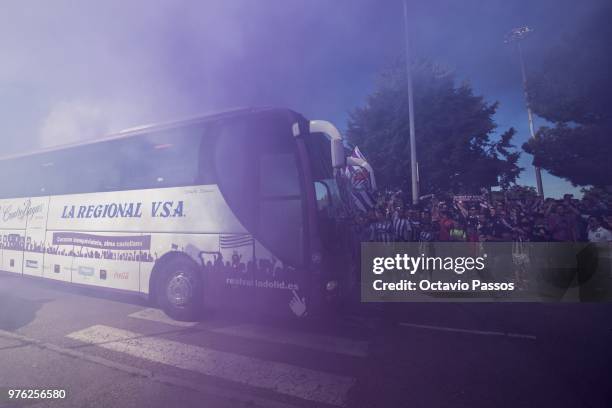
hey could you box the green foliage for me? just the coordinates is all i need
[347,60,521,194]
[581,186,612,205]
[523,124,612,187]
[523,4,612,187]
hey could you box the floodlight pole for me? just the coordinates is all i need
[517,41,544,197]
[507,27,544,197]
[403,0,419,205]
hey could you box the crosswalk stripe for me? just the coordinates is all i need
[212,324,369,357]
[67,325,355,406]
[128,308,197,327]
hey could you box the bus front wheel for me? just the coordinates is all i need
[157,257,202,321]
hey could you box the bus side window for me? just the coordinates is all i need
[41,145,121,195]
[259,153,300,197]
[117,125,202,190]
[213,119,258,231]
[314,181,332,213]
[0,158,40,198]
[197,129,217,185]
[100,161,122,192]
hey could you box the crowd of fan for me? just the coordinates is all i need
[353,189,612,243]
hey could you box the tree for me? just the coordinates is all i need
[347,60,521,195]
[522,4,612,188]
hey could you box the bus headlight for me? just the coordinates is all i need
[326,280,338,291]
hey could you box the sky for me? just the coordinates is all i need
[0,0,606,197]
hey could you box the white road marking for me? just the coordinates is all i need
[0,328,298,408]
[399,322,537,340]
[128,308,197,327]
[212,324,369,357]
[67,325,355,406]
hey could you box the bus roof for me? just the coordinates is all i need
[0,106,298,162]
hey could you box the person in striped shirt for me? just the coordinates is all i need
[392,208,412,242]
[407,208,422,242]
[374,211,394,243]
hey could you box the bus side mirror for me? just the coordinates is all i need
[309,120,346,169]
[331,139,346,169]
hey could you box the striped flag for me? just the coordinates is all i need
[347,166,370,190]
[350,190,377,213]
[219,234,254,249]
[344,146,376,212]
[345,146,373,190]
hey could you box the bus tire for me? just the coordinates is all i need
[156,257,202,321]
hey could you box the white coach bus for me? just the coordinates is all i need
[0,107,372,320]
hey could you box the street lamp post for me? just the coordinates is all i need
[505,26,544,197]
[403,0,419,205]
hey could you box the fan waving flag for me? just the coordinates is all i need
[348,165,370,190]
[344,146,376,212]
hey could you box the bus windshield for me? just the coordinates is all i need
[303,132,347,218]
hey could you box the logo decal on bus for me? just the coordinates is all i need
[59,200,185,219]
[151,201,184,218]
[113,271,129,280]
[25,260,38,268]
[78,266,95,277]
[61,202,143,219]
[1,199,44,223]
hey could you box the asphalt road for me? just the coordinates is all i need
[1,272,611,408]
